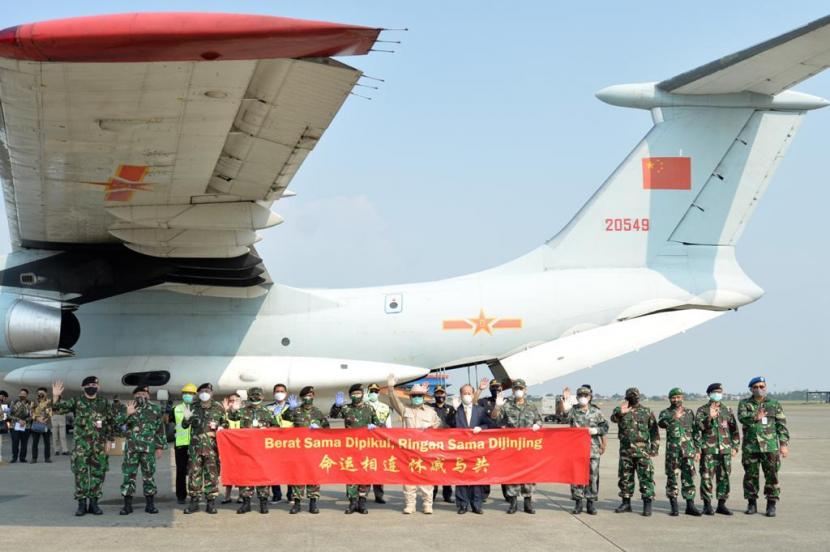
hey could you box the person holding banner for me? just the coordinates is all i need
[491,378,543,514]
[566,386,609,515]
[267,383,295,504]
[290,386,330,514]
[453,383,492,514]
[366,382,392,504]
[387,374,442,514]
[330,383,380,514]
[181,383,229,515]
[430,385,455,504]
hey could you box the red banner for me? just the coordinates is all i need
[217,427,590,486]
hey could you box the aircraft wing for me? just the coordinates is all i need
[0,12,379,265]
[658,14,830,95]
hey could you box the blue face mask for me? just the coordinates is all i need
[367,392,379,402]
[182,394,194,404]
[709,392,723,402]
[411,396,424,406]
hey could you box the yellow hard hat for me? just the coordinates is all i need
[181,383,197,394]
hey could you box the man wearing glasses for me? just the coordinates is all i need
[738,377,789,518]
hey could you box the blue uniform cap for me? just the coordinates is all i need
[748,376,766,388]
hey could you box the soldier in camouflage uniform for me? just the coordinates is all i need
[119,385,166,515]
[610,387,659,516]
[330,383,380,514]
[366,382,391,503]
[228,386,278,514]
[695,382,740,515]
[182,382,229,514]
[290,385,330,514]
[430,385,455,504]
[567,386,609,515]
[478,378,507,502]
[491,378,543,514]
[657,387,702,516]
[738,376,789,517]
[52,376,119,516]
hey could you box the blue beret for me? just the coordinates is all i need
[748,376,765,388]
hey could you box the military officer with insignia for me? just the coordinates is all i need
[330,383,380,514]
[267,383,294,503]
[738,376,789,517]
[657,387,702,516]
[366,382,392,504]
[695,382,740,515]
[610,387,659,516]
[119,385,166,515]
[478,378,507,502]
[182,383,228,514]
[290,385,330,514]
[430,384,455,504]
[567,386,609,515]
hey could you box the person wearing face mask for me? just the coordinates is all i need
[0,390,9,463]
[30,387,53,464]
[290,386,330,514]
[738,376,789,517]
[453,383,492,514]
[657,388,702,516]
[119,386,166,515]
[387,374,441,514]
[173,383,197,505]
[694,383,740,516]
[610,387,659,516]
[477,378,507,502]
[490,379,544,514]
[267,383,295,504]
[52,376,117,516]
[221,393,242,505]
[181,382,229,515]
[430,385,456,504]
[9,387,33,464]
[365,382,391,504]
[330,383,380,514]
[227,387,278,514]
[567,386,609,515]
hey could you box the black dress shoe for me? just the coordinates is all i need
[457,506,467,514]
[374,496,386,504]
[471,505,484,514]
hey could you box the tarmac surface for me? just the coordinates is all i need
[1,401,828,551]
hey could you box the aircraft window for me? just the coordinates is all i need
[121,371,171,387]
[281,337,290,346]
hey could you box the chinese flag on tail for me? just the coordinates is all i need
[642,157,691,190]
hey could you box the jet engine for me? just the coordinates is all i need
[0,296,80,357]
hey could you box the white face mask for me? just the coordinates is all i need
[578,396,590,406]
[274,392,286,402]
[461,394,473,405]
[198,392,211,402]
[514,389,525,399]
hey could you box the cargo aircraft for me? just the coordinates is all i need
[2,12,830,395]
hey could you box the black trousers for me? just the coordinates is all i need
[31,431,51,460]
[372,484,384,498]
[456,485,485,509]
[433,485,453,501]
[271,486,293,501]
[11,430,29,461]
[175,445,189,500]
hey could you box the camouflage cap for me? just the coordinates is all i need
[668,387,684,397]
[512,378,527,389]
[625,387,640,397]
[576,386,592,396]
[248,387,264,400]
[367,383,381,392]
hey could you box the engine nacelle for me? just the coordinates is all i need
[0,296,80,357]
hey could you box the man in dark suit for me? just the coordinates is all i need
[454,384,492,514]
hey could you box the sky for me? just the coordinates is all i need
[0,2,828,396]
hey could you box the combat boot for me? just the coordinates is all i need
[183,498,200,514]
[309,498,319,514]
[685,499,702,516]
[289,499,301,514]
[572,499,583,514]
[765,499,777,517]
[357,496,368,514]
[642,498,652,517]
[259,498,269,514]
[119,495,133,515]
[88,498,103,515]
[586,500,597,515]
[345,498,357,514]
[614,498,631,513]
[716,499,733,515]
[145,495,158,514]
[523,497,535,514]
[745,498,757,515]
[75,499,87,517]
[669,497,679,516]
[236,497,251,514]
[703,499,714,515]
[506,496,518,514]
[206,499,217,514]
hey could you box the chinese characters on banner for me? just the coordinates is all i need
[217,427,590,486]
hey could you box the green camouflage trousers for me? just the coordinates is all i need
[71,441,109,500]
[571,457,600,500]
[742,452,781,500]
[120,449,157,497]
[188,448,220,500]
[240,486,271,499]
[291,485,321,500]
[346,484,370,499]
[699,452,731,500]
[617,452,655,499]
[665,452,696,500]
[505,483,536,498]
